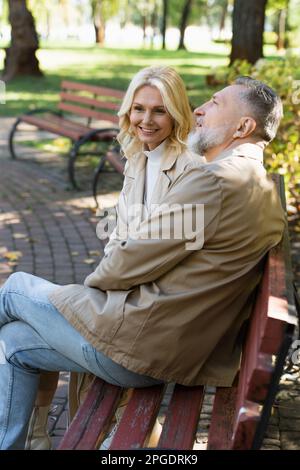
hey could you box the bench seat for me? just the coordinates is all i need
[21,113,118,142]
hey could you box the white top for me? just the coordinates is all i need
[143,140,166,211]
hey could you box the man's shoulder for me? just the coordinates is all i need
[182,149,206,165]
[205,149,266,185]
[170,159,222,203]
[173,149,206,174]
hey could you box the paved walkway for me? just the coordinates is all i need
[0,118,118,448]
[0,117,299,449]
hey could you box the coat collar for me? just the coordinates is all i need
[123,140,182,219]
[212,143,264,164]
[124,139,179,179]
[144,140,167,161]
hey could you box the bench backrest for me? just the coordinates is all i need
[208,174,296,449]
[58,80,125,125]
[59,175,297,451]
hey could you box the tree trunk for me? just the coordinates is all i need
[161,0,168,50]
[219,0,228,39]
[91,0,105,45]
[230,0,267,65]
[94,23,100,43]
[2,0,43,81]
[276,9,287,50]
[150,7,158,49]
[142,15,147,44]
[93,21,105,44]
[178,0,193,50]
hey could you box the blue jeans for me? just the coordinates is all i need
[0,272,162,449]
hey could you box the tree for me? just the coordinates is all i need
[167,0,206,50]
[91,0,105,44]
[90,0,119,45]
[178,0,193,50]
[218,0,228,39]
[2,0,43,81]
[161,0,168,49]
[277,7,288,49]
[230,0,268,65]
[267,0,290,49]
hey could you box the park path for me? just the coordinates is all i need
[0,117,299,449]
[0,118,114,448]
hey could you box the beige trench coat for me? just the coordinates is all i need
[49,143,285,387]
[68,145,202,415]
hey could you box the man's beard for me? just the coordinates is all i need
[188,126,230,156]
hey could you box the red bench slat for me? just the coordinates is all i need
[158,384,205,450]
[109,384,165,450]
[22,114,85,140]
[58,102,119,124]
[60,92,121,111]
[207,385,238,450]
[106,149,125,174]
[231,401,261,450]
[61,80,125,99]
[246,352,273,403]
[58,378,123,450]
[22,114,118,142]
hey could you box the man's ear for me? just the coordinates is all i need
[233,117,257,139]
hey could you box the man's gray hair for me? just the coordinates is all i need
[234,76,283,142]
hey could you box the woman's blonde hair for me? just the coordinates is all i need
[117,66,194,158]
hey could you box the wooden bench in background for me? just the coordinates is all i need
[92,144,125,207]
[58,177,298,450]
[9,81,125,189]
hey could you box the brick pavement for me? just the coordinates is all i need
[0,117,299,449]
[0,121,116,448]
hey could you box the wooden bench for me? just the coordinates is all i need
[92,144,125,207]
[8,81,125,189]
[58,175,298,450]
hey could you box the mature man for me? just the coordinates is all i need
[0,77,285,449]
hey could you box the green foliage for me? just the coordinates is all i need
[168,0,207,26]
[208,54,300,205]
[264,31,278,45]
[90,0,120,23]
[266,0,289,14]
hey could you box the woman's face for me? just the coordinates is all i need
[130,85,173,151]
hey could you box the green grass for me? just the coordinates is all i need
[0,37,286,118]
[18,137,70,153]
[0,42,282,117]
[0,45,232,116]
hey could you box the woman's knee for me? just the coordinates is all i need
[0,321,42,365]
[3,271,29,292]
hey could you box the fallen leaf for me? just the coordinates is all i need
[3,251,23,261]
[27,238,39,244]
[83,258,95,265]
[12,233,27,239]
[71,251,79,256]
[89,250,101,256]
